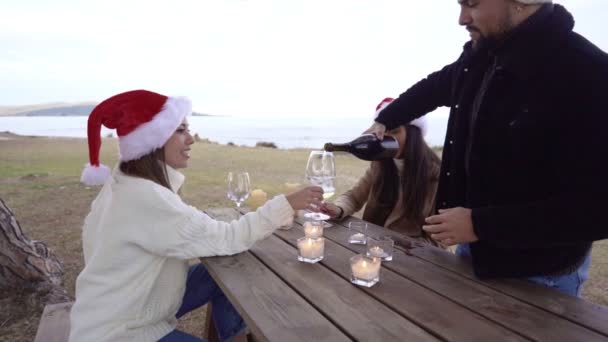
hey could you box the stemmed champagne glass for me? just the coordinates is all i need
[227,172,250,208]
[304,151,336,225]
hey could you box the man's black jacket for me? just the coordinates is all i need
[376,4,608,278]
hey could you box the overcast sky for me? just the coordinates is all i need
[1,0,606,118]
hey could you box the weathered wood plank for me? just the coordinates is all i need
[203,208,351,342]
[250,234,441,341]
[273,225,528,342]
[34,302,72,342]
[314,216,608,341]
[332,215,608,337]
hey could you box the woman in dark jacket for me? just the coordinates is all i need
[322,99,442,247]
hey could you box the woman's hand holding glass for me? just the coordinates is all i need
[286,186,324,211]
[319,202,342,219]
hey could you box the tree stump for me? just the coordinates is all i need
[0,198,71,307]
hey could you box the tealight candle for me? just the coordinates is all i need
[368,246,384,258]
[297,237,324,263]
[350,254,381,287]
[366,236,394,261]
[349,233,365,244]
[304,221,323,239]
[249,189,267,210]
[348,221,368,245]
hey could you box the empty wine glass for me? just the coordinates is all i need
[227,172,250,208]
[304,151,336,225]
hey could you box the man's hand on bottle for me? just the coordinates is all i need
[363,122,387,140]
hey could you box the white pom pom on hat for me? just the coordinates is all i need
[374,97,428,137]
[81,89,191,186]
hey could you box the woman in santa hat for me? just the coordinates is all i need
[70,90,324,342]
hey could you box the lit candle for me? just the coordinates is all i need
[249,189,267,210]
[303,221,323,239]
[366,236,394,261]
[349,232,366,244]
[351,256,381,281]
[297,237,324,263]
[368,246,385,258]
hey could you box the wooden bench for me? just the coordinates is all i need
[34,302,73,342]
[34,302,218,341]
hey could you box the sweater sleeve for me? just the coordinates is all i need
[129,188,295,259]
[332,166,373,219]
[376,61,458,130]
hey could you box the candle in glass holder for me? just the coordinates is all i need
[350,254,381,287]
[303,221,323,239]
[297,237,324,263]
[366,236,394,261]
[249,189,267,210]
[348,221,367,245]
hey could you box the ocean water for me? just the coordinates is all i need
[0,114,449,149]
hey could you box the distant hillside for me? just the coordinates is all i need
[0,102,97,116]
[0,102,213,117]
[21,105,96,116]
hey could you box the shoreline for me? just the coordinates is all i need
[0,131,313,151]
[0,131,444,153]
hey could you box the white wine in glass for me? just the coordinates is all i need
[304,151,336,223]
[227,172,250,208]
[305,151,336,199]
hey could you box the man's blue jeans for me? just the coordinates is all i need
[456,244,591,297]
[158,264,247,342]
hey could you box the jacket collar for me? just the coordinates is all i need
[166,165,185,193]
[462,4,574,80]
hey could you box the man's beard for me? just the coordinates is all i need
[471,31,500,51]
[469,13,517,51]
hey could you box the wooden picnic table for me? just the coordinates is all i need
[200,208,608,342]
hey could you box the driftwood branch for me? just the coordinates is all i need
[0,198,71,305]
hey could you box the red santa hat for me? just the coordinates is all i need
[374,97,427,137]
[81,89,191,186]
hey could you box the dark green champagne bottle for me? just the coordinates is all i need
[324,134,399,161]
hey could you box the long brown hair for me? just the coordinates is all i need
[119,148,172,190]
[365,125,440,226]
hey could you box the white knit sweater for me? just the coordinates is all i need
[69,166,294,342]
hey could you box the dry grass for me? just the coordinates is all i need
[0,133,606,341]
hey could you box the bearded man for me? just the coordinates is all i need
[366,0,608,296]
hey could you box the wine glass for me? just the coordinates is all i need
[305,150,336,198]
[304,151,336,226]
[227,172,250,208]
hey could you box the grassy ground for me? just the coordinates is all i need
[0,133,606,341]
